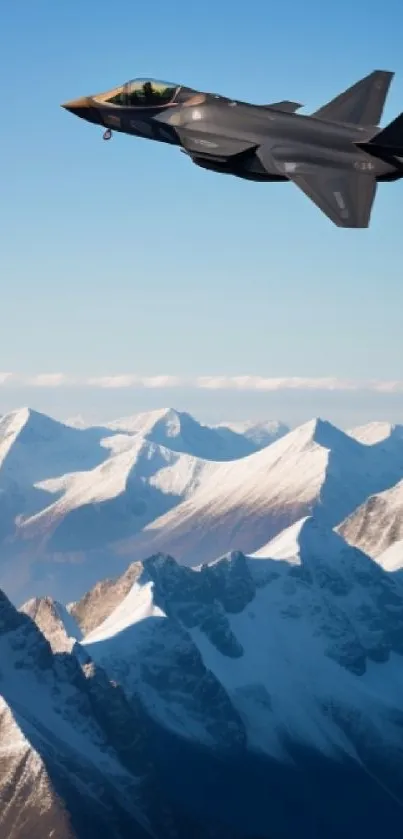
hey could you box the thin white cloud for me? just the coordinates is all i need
[85,375,183,389]
[196,376,358,391]
[0,372,12,384]
[86,375,141,389]
[1,373,403,393]
[29,373,74,388]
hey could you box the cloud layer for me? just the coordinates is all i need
[1,373,403,393]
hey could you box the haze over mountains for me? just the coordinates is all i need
[2,403,403,837]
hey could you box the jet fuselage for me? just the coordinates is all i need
[62,73,403,226]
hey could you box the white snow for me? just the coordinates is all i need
[214,418,289,447]
[83,517,403,762]
[18,437,218,542]
[376,539,403,572]
[116,417,403,567]
[348,421,403,445]
[102,407,255,460]
[0,407,110,486]
[85,579,165,644]
[250,517,311,562]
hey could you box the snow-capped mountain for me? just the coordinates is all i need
[0,407,113,485]
[1,588,238,839]
[19,436,218,548]
[76,519,403,837]
[338,478,403,558]
[103,407,257,460]
[0,407,116,544]
[214,419,289,448]
[348,421,403,445]
[7,438,218,602]
[115,418,403,569]
[3,406,403,606]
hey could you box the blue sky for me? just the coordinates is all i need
[1,0,403,425]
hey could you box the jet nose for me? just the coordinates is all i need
[61,96,93,116]
[61,96,103,126]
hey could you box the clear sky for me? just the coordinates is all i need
[1,0,403,426]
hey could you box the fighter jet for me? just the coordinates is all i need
[62,71,403,227]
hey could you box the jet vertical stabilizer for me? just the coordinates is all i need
[312,70,394,127]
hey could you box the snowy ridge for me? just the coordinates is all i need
[214,419,289,448]
[103,407,257,460]
[0,588,231,839]
[0,407,113,485]
[348,421,403,446]
[115,417,403,569]
[83,520,403,786]
[68,561,144,635]
[12,440,219,602]
[19,436,218,538]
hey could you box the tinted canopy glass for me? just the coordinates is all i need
[126,79,179,107]
[94,79,180,108]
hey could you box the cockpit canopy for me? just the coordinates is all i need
[95,78,180,108]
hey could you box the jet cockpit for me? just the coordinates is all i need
[94,79,181,108]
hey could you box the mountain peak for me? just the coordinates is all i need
[348,421,403,445]
[20,595,82,651]
[0,406,72,453]
[253,514,354,564]
[214,418,289,448]
[0,588,25,633]
[294,417,357,451]
[105,406,256,461]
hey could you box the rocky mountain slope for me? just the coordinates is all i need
[338,479,403,558]
[1,589,237,839]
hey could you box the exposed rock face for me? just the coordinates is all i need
[0,588,237,838]
[68,562,143,635]
[338,479,403,557]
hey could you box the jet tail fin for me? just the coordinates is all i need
[312,70,394,127]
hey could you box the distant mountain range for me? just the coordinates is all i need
[1,406,403,604]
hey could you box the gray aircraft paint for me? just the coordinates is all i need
[62,71,403,228]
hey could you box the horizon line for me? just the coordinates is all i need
[1,373,403,394]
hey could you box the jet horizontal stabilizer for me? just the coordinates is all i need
[312,70,394,127]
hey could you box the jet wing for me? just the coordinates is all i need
[285,166,377,227]
[258,140,377,227]
[261,101,303,113]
